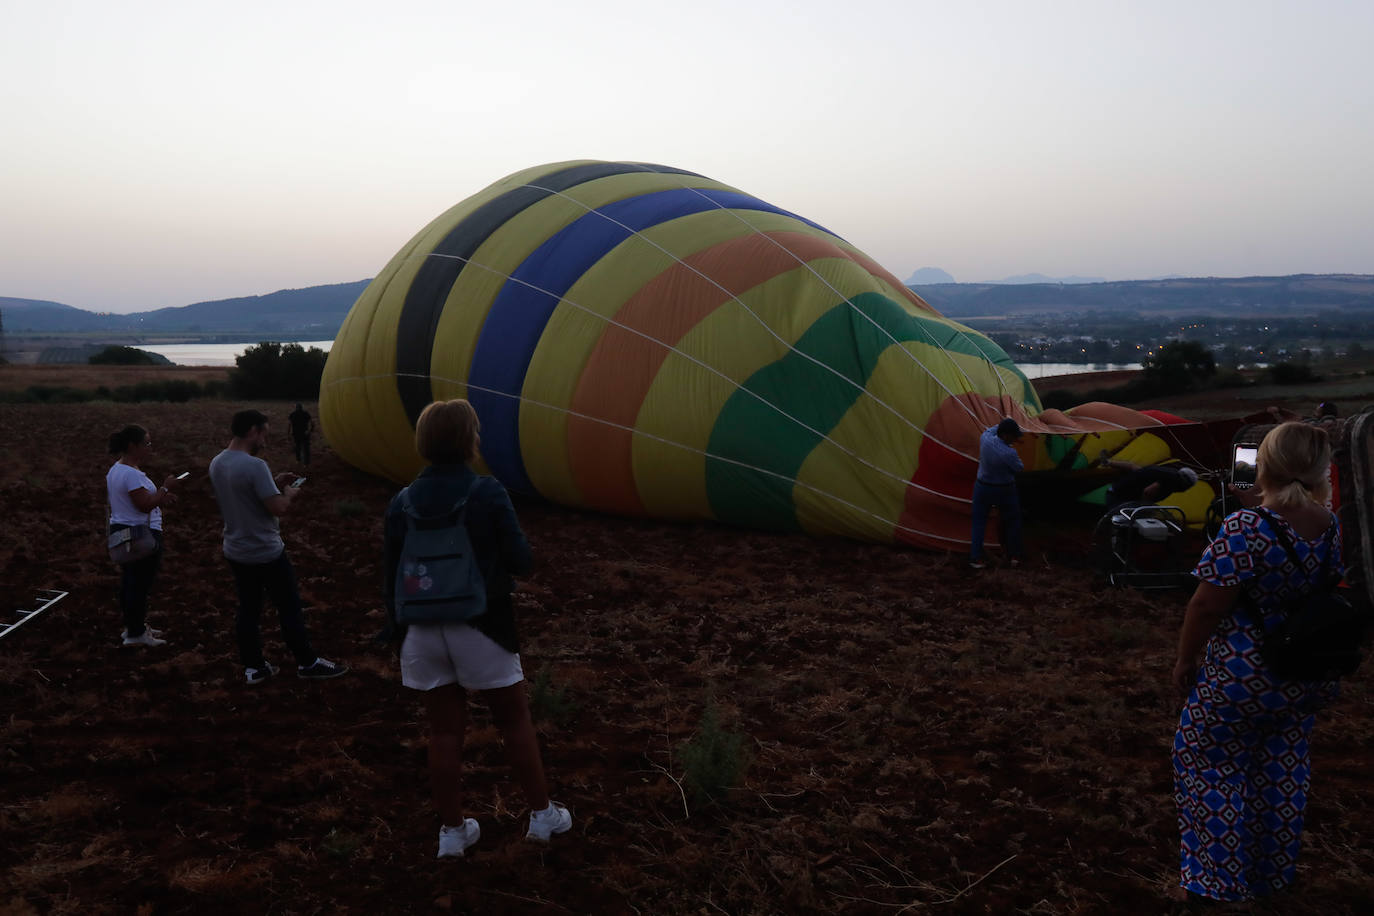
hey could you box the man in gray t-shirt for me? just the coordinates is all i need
[208,409,347,685]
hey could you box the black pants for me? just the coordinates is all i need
[227,551,316,669]
[112,526,162,638]
[293,435,310,464]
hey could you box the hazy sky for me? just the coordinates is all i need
[3,0,1372,313]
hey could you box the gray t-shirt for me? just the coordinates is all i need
[208,448,284,564]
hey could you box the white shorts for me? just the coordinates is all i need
[399,622,524,692]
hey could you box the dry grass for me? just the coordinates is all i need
[1,391,1372,913]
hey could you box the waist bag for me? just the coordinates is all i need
[107,523,157,565]
[1249,508,1370,680]
[394,480,486,624]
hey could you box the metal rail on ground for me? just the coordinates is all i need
[1,589,68,642]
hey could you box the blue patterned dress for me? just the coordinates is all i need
[1173,508,1342,901]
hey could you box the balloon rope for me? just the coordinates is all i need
[607,166,1017,417]
[417,249,969,476]
[520,180,994,441]
[321,370,974,546]
[527,173,1113,438]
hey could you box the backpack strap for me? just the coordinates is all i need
[1252,507,1339,582]
[399,478,482,529]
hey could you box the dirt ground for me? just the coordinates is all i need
[0,364,230,393]
[2,374,1372,914]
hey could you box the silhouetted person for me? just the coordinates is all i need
[288,403,313,464]
[1101,459,1198,515]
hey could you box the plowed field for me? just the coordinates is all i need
[2,390,1371,914]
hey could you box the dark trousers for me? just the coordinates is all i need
[113,527,162,637]
[293,435,310,464]
[227,552,316,669]
[970,480,1024,561]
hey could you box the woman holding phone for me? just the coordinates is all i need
[106,424,180,647]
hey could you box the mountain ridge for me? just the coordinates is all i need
[5,274,1374,334]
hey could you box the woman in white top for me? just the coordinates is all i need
[106,425,180,647]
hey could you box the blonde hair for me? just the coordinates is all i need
[414,399,480,465]
[1256,421,1331,509]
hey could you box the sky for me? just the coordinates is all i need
[3,0,1372,314]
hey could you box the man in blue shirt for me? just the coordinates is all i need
[969,418,1026,569]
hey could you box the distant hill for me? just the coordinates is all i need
[909,274,1374,316]
[992,273,1106,285]
[0,280,370,335]
[904,267,955,284]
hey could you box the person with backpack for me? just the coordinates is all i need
[1170,422,1352,904]
[382,398,570,859]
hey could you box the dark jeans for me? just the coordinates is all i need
[112,526,162,637]
[227,551,316,669]
[293,435,310,464]
[970,480,1024,562]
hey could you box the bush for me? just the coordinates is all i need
[334,498,366,517]
[679,697,750,807]
[529,666,577,725]
[88,345,161,365]
[1267,362,1318,385]
[228,341,328,400]
[0,385,96,403]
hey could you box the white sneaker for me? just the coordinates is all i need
[437,818,480,858]
[121,627,164,640]
[245,664,280,685]
[525,802,572,843]
[121,630,167,647]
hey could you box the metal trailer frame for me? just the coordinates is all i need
[1,589,68,642]
[1093,504,1194,590]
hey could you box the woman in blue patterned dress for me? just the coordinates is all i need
[1170,421,1342,903]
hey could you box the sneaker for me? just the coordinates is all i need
[968,559,986,570]
[245,663,279,685]
[297,658,348,680]
[437,818,480,858]
[525,802,572,843]
[121,627,164,640]
[121,630,167,647]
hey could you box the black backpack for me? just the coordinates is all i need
[393,480,486,624]
[1248,508,1370,680]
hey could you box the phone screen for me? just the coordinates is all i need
[1232,445,1258,486]
[290,477,306,489]
[176,471,190,480]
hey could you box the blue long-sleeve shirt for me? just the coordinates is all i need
[976,426,1024,485]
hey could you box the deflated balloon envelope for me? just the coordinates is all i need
[321,160,1201,550]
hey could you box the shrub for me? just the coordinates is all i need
[88,345,161,365]
[334,499,366,517]
[679,697,750,807]
[1266,362,1317,385]
[529,666,577,725]
[228,341,328,400]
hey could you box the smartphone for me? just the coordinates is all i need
[176,471,191,480]
[289,477,307,489]
[1232,445,1258,488]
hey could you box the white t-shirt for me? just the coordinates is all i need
[107,461,162,530]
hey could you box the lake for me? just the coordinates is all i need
[140,340,335,366]
[142,342,1141,377]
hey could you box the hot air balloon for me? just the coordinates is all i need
[321,160,1214,550]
